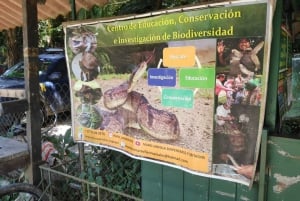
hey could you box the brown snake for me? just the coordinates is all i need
[103,57,180,140]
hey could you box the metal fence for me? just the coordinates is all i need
[40,149,142,201]
[0,83,71,136]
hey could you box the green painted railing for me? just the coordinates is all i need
[142,131,300,201]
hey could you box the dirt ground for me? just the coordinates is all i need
[83,76,216,155]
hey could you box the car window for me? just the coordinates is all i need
[46,57,67,75]
[1,62,25,78]
[1,59,62,79]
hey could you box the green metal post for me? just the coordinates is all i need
[71,0,77,20]
[258,129,268,201]
[264,0,282,132]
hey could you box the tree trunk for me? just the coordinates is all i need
[6,29,21,66]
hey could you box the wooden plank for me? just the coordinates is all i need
[141,161,163,201]
[0,89,25,99]
[162,166,183,201]
[267,136,300,201]
[209,179,237,201]
[183,172,209,201]
[0,136,29,174]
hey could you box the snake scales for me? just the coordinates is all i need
[103,58,180,141]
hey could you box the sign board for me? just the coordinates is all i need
[64,0,274,186]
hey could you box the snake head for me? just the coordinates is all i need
[127,61,147,92]
[127,49,155,92]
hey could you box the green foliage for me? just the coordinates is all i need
[109,0,201,13]
[116,0,154,15]
[95,49,116,74]
[163,0,217,8]
[77,8,91,20]
[38,20,50,46]
[45,128,141,200]
[38,15,65,48]
[0,32,7,64]
[43,128,78,171]
[90,5,104,18]
[82,147,142,200]
[102,0,128,16]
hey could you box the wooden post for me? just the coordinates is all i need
[22,0,42,185]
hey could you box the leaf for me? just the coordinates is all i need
[96,176,103,185]
[91,5,104,18]
[77,8,90,20]
[79,172,86,179]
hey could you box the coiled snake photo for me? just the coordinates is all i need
[102,56,180,141]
